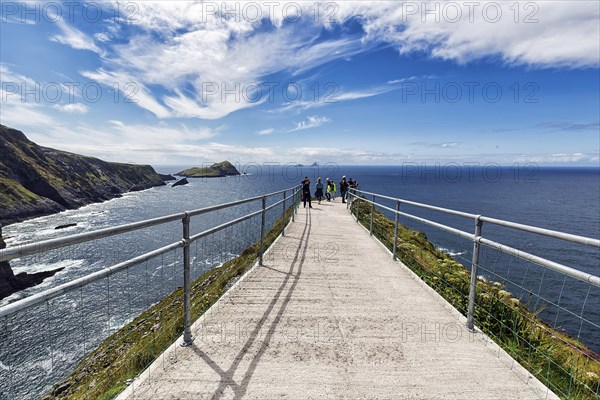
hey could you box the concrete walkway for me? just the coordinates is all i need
[119,201,558,400]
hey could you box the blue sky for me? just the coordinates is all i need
[1,1,599,166]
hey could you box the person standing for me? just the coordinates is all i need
[302,177,312,208]
[326,178,332,201]
[332,180,337,200]
[315,178,324,204]
[340,176,348,203]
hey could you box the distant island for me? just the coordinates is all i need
[0,124,173,300]
[177,161,240,178]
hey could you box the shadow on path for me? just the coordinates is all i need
[190,207,312,399]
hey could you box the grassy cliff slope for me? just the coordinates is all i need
[177,161,240,177]
[0,125,165,226]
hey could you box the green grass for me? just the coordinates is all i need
[44,205,296,399]
[0,177,40,207]
[350,197,600,400]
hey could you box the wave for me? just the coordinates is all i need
[436,246,467,257]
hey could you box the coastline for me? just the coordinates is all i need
[0,184,166,301]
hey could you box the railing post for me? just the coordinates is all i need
[182,213,193,346]
[356,193,360,223]
[282,190,286,236]
[369,194,375,235]
[393,200,400,260]
[467,216,483,331]
[294,188,299,215]
[259,196,266,266]
[347,189,351,210]
[292,189,296,222]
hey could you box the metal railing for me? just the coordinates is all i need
[0,185,301,399]
[347,188,600,399]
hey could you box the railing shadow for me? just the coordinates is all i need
[190,207,312,399]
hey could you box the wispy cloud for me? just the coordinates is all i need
[411,142,462,149]
[0,64,36,86]
[334,2,600,68]
[53,103,89,114]
[535,121,600,132]
[45,2,599,125]
[0,66,59,128]
[514,152,599,164]
[277,85,398,113]
[81,69,171,118]
[50,20,105,56]
[257,128,274,136]
[480,120,600,134]
[288,115,331,132]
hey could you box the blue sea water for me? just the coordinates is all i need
[0,164,598,399]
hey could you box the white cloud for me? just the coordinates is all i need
[47,1,598,124]
[276,76,433,113]
[31,124,272,164]
[514,152,598,164]
[0,101,57,128]
[50,20,105,56]
[335,1,599,68]
[107,120,222,142]
[0,64,36,86]
[0,78,58,128]
[53,103,89,114]
[94,32,111,43]
[257,128,274,135]
[287,147,408,162]
[81,69,171,118]
[412,141,462,149]
[289,115,332,132]
[61,3,369,120]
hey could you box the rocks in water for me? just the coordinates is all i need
[171,178,189,187]
[55,223,77,230]
[0,227,64,300]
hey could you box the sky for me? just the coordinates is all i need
[1,1,599,166]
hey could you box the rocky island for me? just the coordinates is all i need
[0,124,170,300]
[177,161,240,178]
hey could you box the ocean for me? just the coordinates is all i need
[0,164,598,399]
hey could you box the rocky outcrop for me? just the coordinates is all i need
[177,161,240,178]
[0,227,64,300]
[0,124,169,299]
[159,173,176,181]
[171,178,189,187]
[0,125,166,226]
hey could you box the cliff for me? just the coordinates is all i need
[177,161,240,177]
[0,125,166,226]
[0,125,168,300]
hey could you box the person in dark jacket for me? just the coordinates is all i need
[339,176,348,203]
[302,177,312,208]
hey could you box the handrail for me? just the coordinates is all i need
[352,188,478,219]
[0,241,184,318]
[0,185,300,263]
[347,188,600,331]
[347,189,600,293]
[0,185,302,338]
[349,188,600,248]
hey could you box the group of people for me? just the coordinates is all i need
[301,176,359,208]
